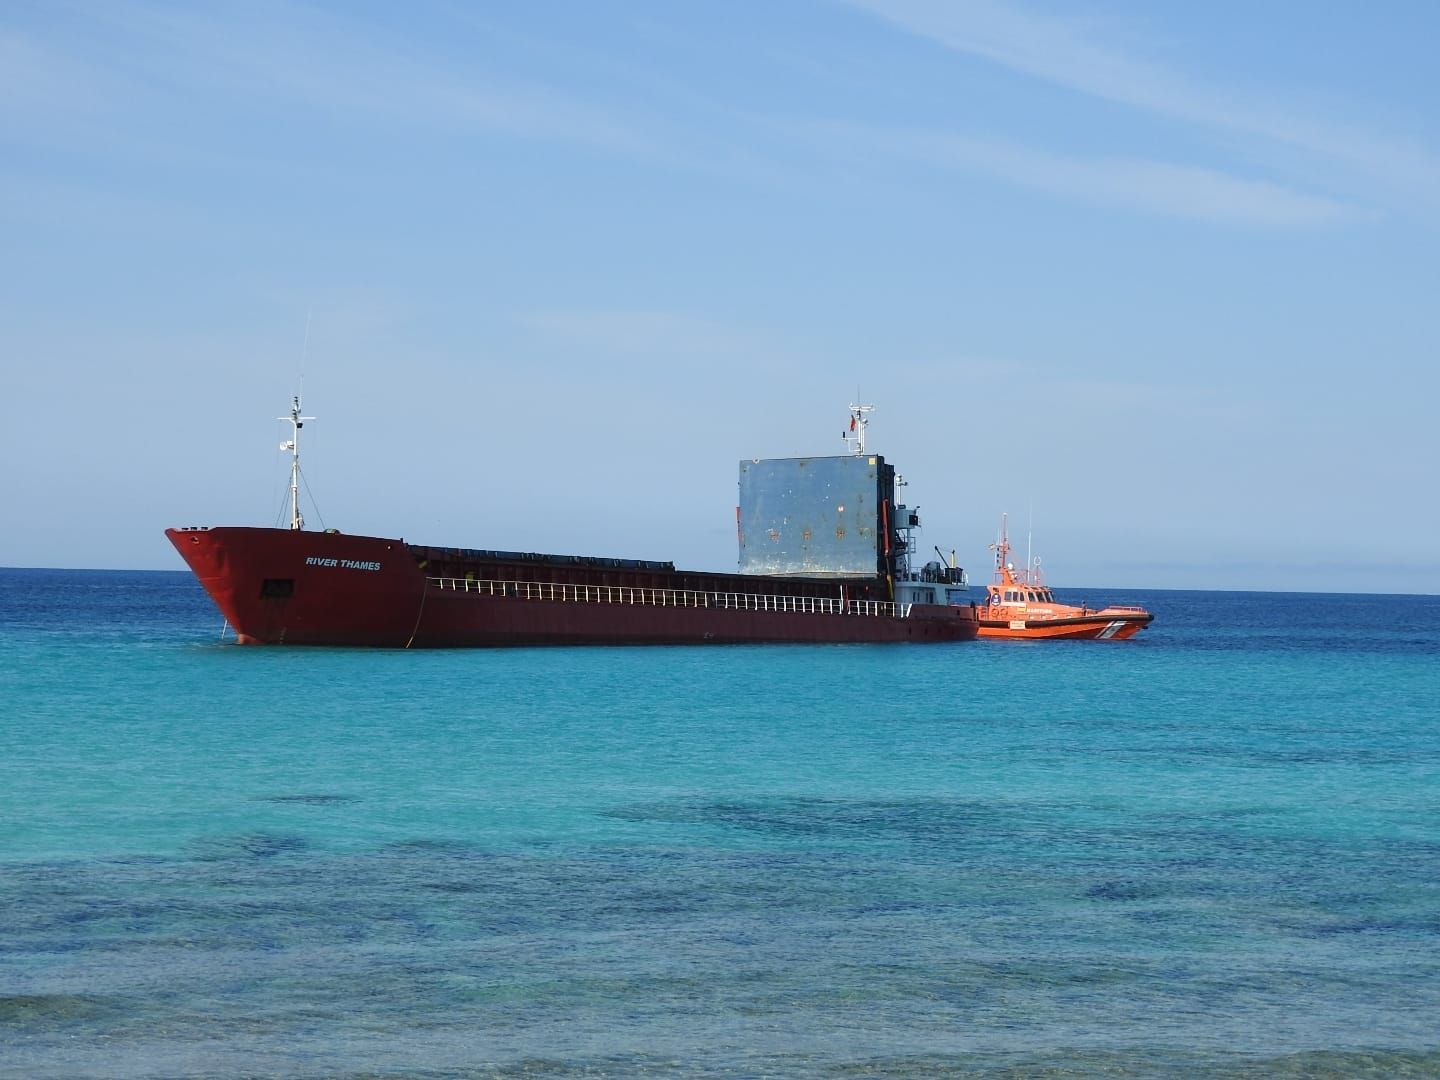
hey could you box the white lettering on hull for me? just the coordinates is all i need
[305,556,383,571]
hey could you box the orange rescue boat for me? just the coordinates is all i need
[977,516,1153,640]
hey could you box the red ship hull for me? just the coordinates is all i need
[167,527,980,647]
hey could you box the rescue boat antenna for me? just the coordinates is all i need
[844,403,875,456]
[278,395,315,531]
[1027,505,1034,583]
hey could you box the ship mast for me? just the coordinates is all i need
[843,403,875,456]
[278,395,315,531]
[990,513,1015,586]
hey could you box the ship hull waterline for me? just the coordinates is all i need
[168,527,980,648]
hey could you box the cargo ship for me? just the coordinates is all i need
[976,515,1153,640]
[167,402,979,647]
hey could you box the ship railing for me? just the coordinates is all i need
[425,576,911,618]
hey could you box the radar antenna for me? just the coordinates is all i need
[278,395,315,530]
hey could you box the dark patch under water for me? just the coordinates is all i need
[260,793,359,805]
[186,832,312,860]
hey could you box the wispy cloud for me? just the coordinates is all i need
[882,130,1356,226]
[842,0,1440,200]
[6,3,655,157]
[845,0,1261,133]
[0,2,1394,231]
[0,26,115,119]
[3,3,825,194]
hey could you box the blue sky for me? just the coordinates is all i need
[3,0,1437,592]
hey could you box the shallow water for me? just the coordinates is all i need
[2,569,1438,1076]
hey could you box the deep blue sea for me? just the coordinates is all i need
[2,568,1439,1078]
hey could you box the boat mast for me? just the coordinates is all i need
[278,395,315,531]
[844,403,874,456]
[990,513,1014,586]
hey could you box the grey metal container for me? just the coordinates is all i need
[737,454,897,577]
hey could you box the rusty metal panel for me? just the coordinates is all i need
[737,455,892,576]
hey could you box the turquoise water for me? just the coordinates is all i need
[3,569,1439,1077]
